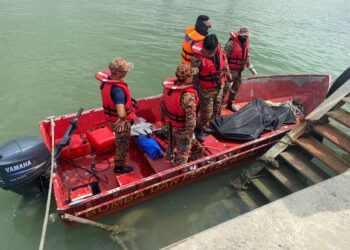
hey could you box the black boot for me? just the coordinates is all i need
[203,127,213,134]
[195,128,205,142]
[114,165,133,173]
[226,101,238,112]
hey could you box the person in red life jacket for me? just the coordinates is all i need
[191,34,231,142]
[160,64,199,166]
[223,26,257,112]
[96,57,136,174]
[181,15,212,65]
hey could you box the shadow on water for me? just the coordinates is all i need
[13,194,47,238]
[112,164,255,249]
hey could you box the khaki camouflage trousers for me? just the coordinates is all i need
[108,121,131,166]
[223,70,242,102]
[166,127,194,166]
[197,85,224,130]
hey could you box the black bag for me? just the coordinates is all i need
[210,98,296,142]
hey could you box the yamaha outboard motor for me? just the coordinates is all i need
[0,136,51,196]
[0,108,83,197]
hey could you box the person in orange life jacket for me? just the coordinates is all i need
[223,26,257,112]
[181,15,212,65]
[160,64,199,166]
[99,57,135,174]
[191,34,232,142]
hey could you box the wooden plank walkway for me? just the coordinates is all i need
[232,68,350,207]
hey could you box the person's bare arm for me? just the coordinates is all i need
[115,104,127,132]
[246,48,257,75]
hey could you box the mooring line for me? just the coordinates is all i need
[39,116,56,250]
[61,213,134,250]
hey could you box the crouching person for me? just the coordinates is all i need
[160,64,199,166]
[96,57,135,173]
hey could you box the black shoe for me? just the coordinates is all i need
[226,103,238,112]
[195,129,205,142]
[114,165,133,173]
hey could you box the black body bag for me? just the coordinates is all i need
[211,98,296,142]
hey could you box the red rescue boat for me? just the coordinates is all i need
[38,74,330,222]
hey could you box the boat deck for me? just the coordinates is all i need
[55,99,298,207]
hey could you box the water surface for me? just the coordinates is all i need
[0,0,349,249]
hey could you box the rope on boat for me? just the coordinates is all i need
[231,169,264,191]
[39,116,56,250]
[257,155,280,169]
[231,156,273,191]
[61,213,136,250]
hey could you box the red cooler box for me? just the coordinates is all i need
[58,133,92,160]
[86,127,115,153]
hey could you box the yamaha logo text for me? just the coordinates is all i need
[5,160,32,173]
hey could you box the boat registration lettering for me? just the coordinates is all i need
[85,191,145,217]
[84,153,255,218]
[150,178,180,193]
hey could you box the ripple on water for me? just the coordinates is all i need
[0,0,349,249]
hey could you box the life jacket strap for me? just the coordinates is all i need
[182,48,194,57]
[165,107,186,122]
[103,105,118,118]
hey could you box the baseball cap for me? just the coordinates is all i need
[175,64,199,81]
[109,57,134,74]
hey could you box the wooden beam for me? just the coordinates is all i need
[263,121,308,159]
[280,150,329,184]
[295,137,350,174]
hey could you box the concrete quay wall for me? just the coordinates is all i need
[163,170,350,250]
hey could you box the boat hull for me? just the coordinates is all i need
[58,133,283,222]
[38,74,331,224]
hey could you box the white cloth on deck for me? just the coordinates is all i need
[131,119,153,136]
